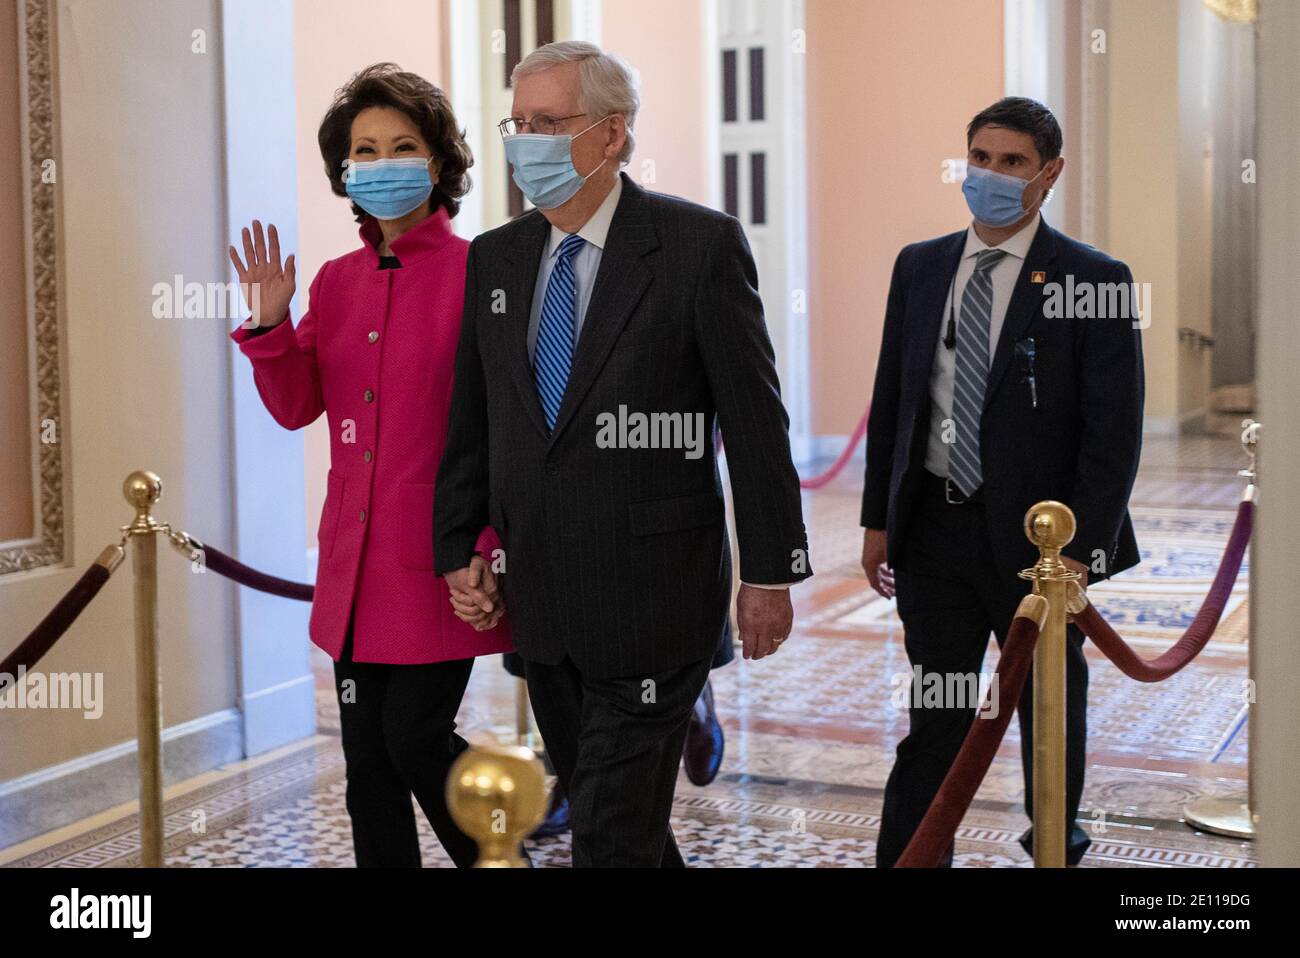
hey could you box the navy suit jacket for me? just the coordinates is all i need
[860,218,1144,583]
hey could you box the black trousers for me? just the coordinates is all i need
[875,475,1091,867]
[332,611,479,868]
[523,653,714,867]
[501,615,734,677]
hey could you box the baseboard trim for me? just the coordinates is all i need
[1179,406,1208,433]
[800,433,865,468]
[0,707,243,850]
[1143,417,1179,437]
[242,672,317,757]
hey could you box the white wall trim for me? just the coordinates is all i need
[449,0,485,239]
[1253,0,1300,866]
[702,0,721,210]
[569,0,602,43]
[782,0,812,464]
[221,0,315,760]
[804,433,865,468]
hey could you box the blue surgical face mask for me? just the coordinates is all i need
[503,116,611,210]
[345,156,434,220]
[962,162,1048,228]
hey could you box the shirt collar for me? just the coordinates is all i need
[358,205,455,266]
[546,175,623,259]
[962,210,1041,262]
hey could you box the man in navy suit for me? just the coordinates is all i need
[861,98,1144,867]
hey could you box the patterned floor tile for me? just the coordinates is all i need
[2,435,1255,868]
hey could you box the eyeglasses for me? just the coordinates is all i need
[498,113,588,137]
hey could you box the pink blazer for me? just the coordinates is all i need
[230,207,513,664]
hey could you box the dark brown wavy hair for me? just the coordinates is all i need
[318,63,473,222]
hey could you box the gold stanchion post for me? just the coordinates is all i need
[123,470,165,867]
[1019,501,1081,868]
[515,677,532,748]
[447,745,547,868]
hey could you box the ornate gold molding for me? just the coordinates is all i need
[2,0,66,576]
[1203,0,1258,24]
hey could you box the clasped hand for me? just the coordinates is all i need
[446,555,504,631]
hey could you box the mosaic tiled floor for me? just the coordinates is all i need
[0,436,1255,868]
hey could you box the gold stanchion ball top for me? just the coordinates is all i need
[123,471,163,509]
[1024,500,1075,550]
[447,745,547,855]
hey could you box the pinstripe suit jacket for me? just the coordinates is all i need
[434,173,811,678]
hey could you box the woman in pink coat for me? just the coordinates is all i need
[227,64,510,868]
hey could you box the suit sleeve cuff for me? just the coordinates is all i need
[230,314,293,355]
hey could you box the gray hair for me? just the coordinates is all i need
[512,41,640,164]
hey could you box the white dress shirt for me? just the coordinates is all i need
[925,213,1041,477]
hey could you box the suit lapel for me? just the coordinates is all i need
[904,231,966,410]
[984,219,1058,412]
[548,175,658,445]
[502,211,552,440]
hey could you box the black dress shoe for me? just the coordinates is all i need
[683,679,725,786]
[533,788,571,838]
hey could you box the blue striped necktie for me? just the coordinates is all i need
[534,233,586,430]
[949,247,1008,497]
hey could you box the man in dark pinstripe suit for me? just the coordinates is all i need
[434,42,811,867]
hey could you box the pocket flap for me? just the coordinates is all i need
[628,491,723,536]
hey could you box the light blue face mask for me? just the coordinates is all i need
[345,156,434,220]
[503,116,611,210]
[962,162,1048,228]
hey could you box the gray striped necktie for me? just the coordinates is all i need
[949,248,1008,497]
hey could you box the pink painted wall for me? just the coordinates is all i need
[807,0,1004,435]
[292,0,445,547]
[600,0,710,204]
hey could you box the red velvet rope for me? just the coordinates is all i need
[0,540,313,679]
[1074,498,1253,683]
[799,407,870,490]
[895,497,1253,866]
[894,612,1041,867]
[199,543,315,602]
[2,561,114,676]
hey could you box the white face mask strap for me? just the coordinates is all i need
[1021,161,1053,208]
[575,114,615,139]
[572,116,615,179]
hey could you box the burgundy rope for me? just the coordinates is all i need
[799,406,870,490]
[199,543,314,602]
[1074,498,1253,683]
[2,562,114,675]
[894,612,1041,867]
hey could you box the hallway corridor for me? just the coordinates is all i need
[1,435,1254,868]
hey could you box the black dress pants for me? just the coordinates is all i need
[332,610,480,867]
[502,615,734,676]
[875,476,1091,867]
[523,653,714,867]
